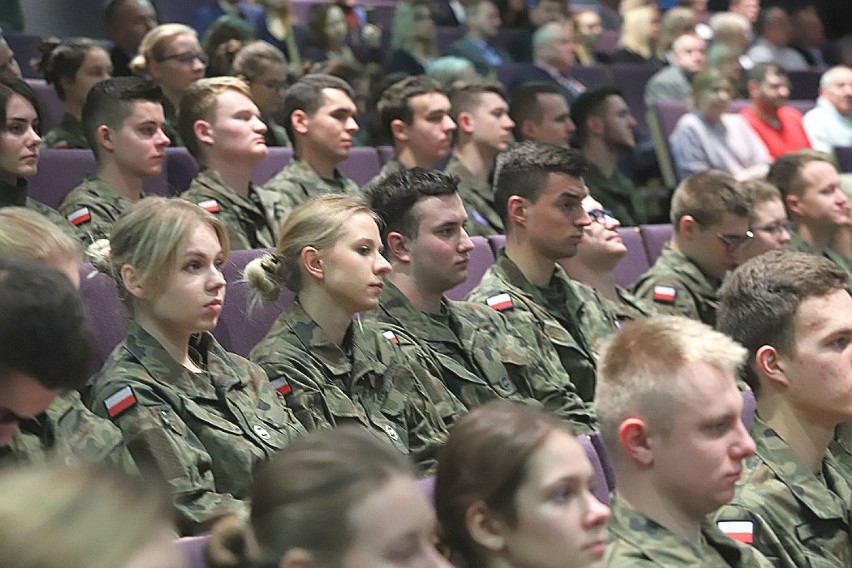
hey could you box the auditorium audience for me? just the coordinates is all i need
[746,6,809,71]
[644,32,707,107]
[737,179,791,261]
[611,5,662,65]
[522,19,586,104]
[302,3,360,69]
[386,0,439,76]
[509,82,575,145]
[655,6,698,63]
[447,0,511,77]
[103,0,157,78]
[802,65,852,154]
[247,0,304,74]
[231,40,290,147]
[573,9,606,66]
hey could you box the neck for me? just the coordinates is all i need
[203,157,253,198]
[752,101,779,124]
[387,270,444,314]
[297,146,339,178]
[298,286,355,346]
[615,489,704,545]
[583,141,620,177]
[796,221,836,252]
[133,309,196,371]
[413,38,434,57]
[560,257,620,301]
[395,145,435,169]
[454,143,495,182]
[505,234,555,287]
[757,395,833,473]
[65,99,84,122]
[98,161,145,200]
[161,87,183,111]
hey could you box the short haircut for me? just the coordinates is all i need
[177,76,251,160]
[83,77,163,162]
[447,78,505,122]
[377,75,444,140]
[281,73,355,152]
[595,316,747,459]
[766,149,836,200]
[0,255,92,391]
[0,75,41,135]
[709,11,751,43]
[740,179,782,209]
[493,142,587,228]
[821,65,852,89]
[717,250,848,394]
[748,61,787,85]
[570,86,624,146]
[670,170,751,229]
[509,82,564,141]
[231,40,285,81]
[365,167,460,251]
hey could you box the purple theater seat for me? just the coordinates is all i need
[177,535,211,568]
[166,148,201,195]
[376,145,395,164]
[338,147,383,186]
[572,65,613,90]
[79,263,130,375]
[213,248,294,357]
[27,79,64,133]
[589,430,616,497]
[158,0,213,25]
[835,146,852,173]
[5,33,41,79]
[436,26,466,53]
[612,226,651,288]
[418,475,436,504]
[786,69,821,101]
[646,100,689,186]
[638,223,673,265]
[577,433,612,505]
[251,147,293,186]
[487,234,506,256]
[608,64,661,130]
[447,236,496,300]
[597,29,621,56]
[741,389,757,430]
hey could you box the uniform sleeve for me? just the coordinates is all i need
[713,502,799,568]
[632,274,701,321]
[253,355,335,433]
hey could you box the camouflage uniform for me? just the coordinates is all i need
[370,281,597,432]
[249,301,465,474]
[632,242,721,326]
[262,115,290,148]
[0,391,138,476]
[607,496,774,567]
[713,415,852,568]
[608,285,658,322]
[86,321,306,535]
[831,422,852,482]
[444,154,502,236]
[181,168,279,250]
[41,113,90,149]
[466,251,618,401]
[59,176,140,246]
[364,156,406,192]
[0,177,76,238]
[787,230,852,278]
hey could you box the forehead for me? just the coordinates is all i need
[412,192,465,227]
[792,288,852,343]
[762,70,788,85]
[800,159,839,189]
[673,361,740,419]
[163,33,200,52]
[6,94,36,118]
[751,198,786,221]
[215,88,257,112]
[582,195,603,211]
[675,36,705,52]
[118,0,154,18]
[339,210,379,239]
[317,87,356,110]
[524,430,591,485]
[828,69,852,86]
[537,92,568,113]
[537,171,587,200]
[604,94,628,113]
[122,99,165,124]
[474,91,508,111]
[409,92,450,116]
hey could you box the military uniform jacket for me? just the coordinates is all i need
[714,416,852,568]
[59,176,140,246]
[371,281,595,432]
[250,302,462,474]
[364,156,405,193]
[0,391,137,476]
[261,158,360,215]
[0,177,76,237]
[610,285,658,322]
[86,321,306,535]
[262,115,290,148]
[787,230,852,278]
[583,162,647,226]
[181,168,278,250]
[467,252,617,401]
[42,112,90,149]
[444,154,503,236]
[632,242,721,326]
[607,497,774,567]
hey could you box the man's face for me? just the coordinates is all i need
[571,196,626,269]
[464,92,514,152]
[299,87,359,163]
[539,23,577,75]
[399,92,456,167]
[0,372,61,446]
[524,93,574,145]
[671,35,707,75]
[108,0,157,53]
[575,12,603,46]
[752,69,790,111]
[789,160,851,228]
[731,0,760,24]
[763,8,792,47]
[682,212,752,280]
[780,289,852,429]
[650,361,756,522]
[529,0,566,28]
[470,1,501,39]
[822,67,852,116]
[601,95,636,151]
[109,100,170,179]
[523,172,590,261]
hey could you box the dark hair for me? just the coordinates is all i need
[0,75,42,135]
[747,60,787,84]
[570,86,624,146]
[0,255,92,391]
[377,75,444,140]
[434,401,574,567]
[202,15,256,77]
[32,37,107,101]
[508,82,563,142]
[365,167,460,251]
[103,0,156,25]
[766,148,836,200]
[493,142,587,228]
[717,250,848,395]
[306,4,339,51]
[447,78,506,122]
[670,170,751,228]
[82,77,163,162]
[282,73,355,152]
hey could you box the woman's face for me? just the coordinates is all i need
[324,6,349,48]
[149,33,206,100]
[412,7,436,42]
[496,431,610,568]
[314,211,391,315]
[0,94,40,183]
[248,61,287,115]
[342,475,451,568]
[64,47,112,108]
[697,78,732,121]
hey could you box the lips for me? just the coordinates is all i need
[204,299,222,314]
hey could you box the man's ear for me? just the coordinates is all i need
[300,246,324,282]
[785,194,802,218]
[386,231,411,264]
[507,195,527,228]
[194,119,215,147]
[677,214,699,240]
[97,124,114,152]
[457,111,475,134]
[746,79,759,98]
[291,109,310,136]
[618,417,654,467]
[465,501,507,554]
[120,264,146,300]
[390,118,408,142]
[586,114,605,137]
[520,119,537,141]
[755,345,790,392]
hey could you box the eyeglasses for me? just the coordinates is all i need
[751,219,793,237]
[157,51,207,65]
[587,208,617,225]
[715,229,754,252]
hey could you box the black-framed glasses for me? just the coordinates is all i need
[751,219,793,237]
[157,51,207,65]
[716,230,754,252]
[587,208,616,225]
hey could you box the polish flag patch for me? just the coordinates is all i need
[382,330,399,344]
[197,199,220,213]
[486,293,513,311]
[652,285,677,304]
[104,386,137,418]
[271,376,292,395]
[66,207,91,226]
[718,520,754,544]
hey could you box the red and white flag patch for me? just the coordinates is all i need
[382,330,399,344]
[652,285,677,304]
[197,199,220,213]
[486,293,513,311]
[66,207,91,226]
[271,376,292,395]
[717,521,754,544]
[104,386,137,418]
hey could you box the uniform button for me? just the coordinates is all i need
[500,376,513,390]
[384,424,400,442]
[253,424,271,440]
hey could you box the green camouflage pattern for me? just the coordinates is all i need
[59,176,139,246]
[371,281,597,432]
[632,242,721,325]
[831,422,852,481]
[467,252,618,401]
[582,162,647,226]
[607,496,774,567]
[261,158,360,215]
[86,321,306,535]
[262,115,290,148]
[444,154,503,236]
[363,156,406,192]
[41,113,90,149]
[250,301,463,474]
[713,416,852,568]
[787,230,852,278]
[609,285,658,322]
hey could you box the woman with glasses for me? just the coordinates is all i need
[131,23,207,146]
[232,40,290,147]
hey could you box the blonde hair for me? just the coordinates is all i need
[595,316,747,457]
[0,464,173,568]
[232,40,286,81]
[244,194,377,299]
[130,23,197,76]
[178,76,252,160]
[657,7,698,59]
[89,197,229,306]
[618,6,659,59]
[0,207,82,263]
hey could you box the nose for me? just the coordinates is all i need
[209,265,227,290]
[577,206,592,227]
[628,113,637,128]
[565,117,576,134]
[583,490,611,527]
[605,214,621,230]
[443,115,457,132]
[252,115,268,134]
[731,420,756,460]
[156,128,171,147]
[193,56,206,73]
[374,253,392,275]
[778,225,791,245]
[27,127,41,148]
[503,114,515,129]
[458,227,475,253]
[346,115,360,133]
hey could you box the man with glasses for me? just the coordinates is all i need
[466,142,618,401]
[632,170,753,326]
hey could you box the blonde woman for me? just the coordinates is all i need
[611,5,662,65]
[386,0,439,76]
[86,197,306,535]
[232,40,290,147]
[246,194,464,474]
